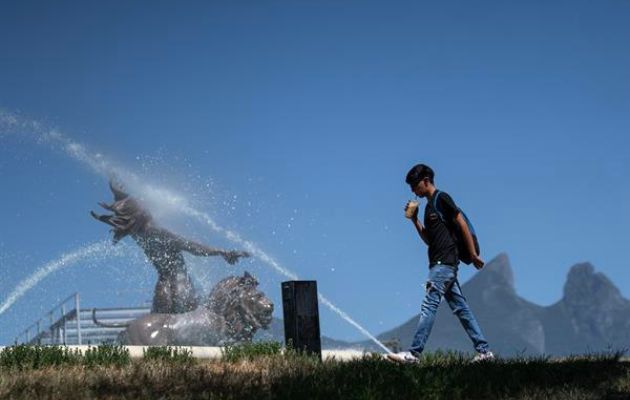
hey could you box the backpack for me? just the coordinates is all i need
[432,190,480,265]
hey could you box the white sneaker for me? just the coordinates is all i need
[472,351,495,363]
[386,351,419,364]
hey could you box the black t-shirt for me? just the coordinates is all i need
[424,191,460,267]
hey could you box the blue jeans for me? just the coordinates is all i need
[409,264,489,355]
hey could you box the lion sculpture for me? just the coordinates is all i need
[107,272,274,346]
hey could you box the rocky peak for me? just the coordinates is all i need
[469,252,515,289]
[560,263,628,340]
[563,263,624,307]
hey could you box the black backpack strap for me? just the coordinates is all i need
[432,190,445,221]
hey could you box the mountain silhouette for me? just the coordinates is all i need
[361,254,630,355]
[540,262,630,355]
[258,253,630,356]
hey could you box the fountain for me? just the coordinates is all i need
[0,111,391,353]
[88,179,274,345]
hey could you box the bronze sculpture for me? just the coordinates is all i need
[110,272,274,346]
[91,180,251,314]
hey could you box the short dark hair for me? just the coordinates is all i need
[405,164,434,187]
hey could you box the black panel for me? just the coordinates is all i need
[281,281,321,358]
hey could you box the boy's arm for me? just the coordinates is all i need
[405,201,429,245]
[412,218,430,246]
[455,213,484,269]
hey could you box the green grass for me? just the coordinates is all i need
[222,341,283,362]
[83,344,131,367]
[143,346,195,364]
[0,344,130,370]
[0,344,628,399]
[0,344,82,370]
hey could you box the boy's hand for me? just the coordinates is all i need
[472,254,485,270]
[404,201,419,221]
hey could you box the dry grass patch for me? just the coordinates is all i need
[0,345,629,399]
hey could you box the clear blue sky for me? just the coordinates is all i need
[1,0,629,345]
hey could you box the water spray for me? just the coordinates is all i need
[0,240,129,316]
[0,111,392,353]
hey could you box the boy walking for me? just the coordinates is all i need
[387,164,494,363]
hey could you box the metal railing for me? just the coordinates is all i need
[14,293,151,346]
[14,293,81,346]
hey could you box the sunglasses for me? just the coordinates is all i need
[409,177,428,189]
